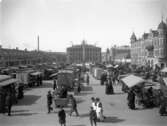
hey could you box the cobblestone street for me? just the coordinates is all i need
[0,74,167,126]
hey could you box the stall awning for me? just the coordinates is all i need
[0,79,18,87]
[0,75,11,82]
[50,73,58,78]
[106,64,113,68]
[58,70,73,74]
[163,78,167,86]
[161,67,167,73]
[121,75,144,87]
[30,72,42,76]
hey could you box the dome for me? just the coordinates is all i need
[158,21,167,30]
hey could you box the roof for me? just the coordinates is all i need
[121,75,144,87]
[0,78,18,87]
[161,67,167,72]
[58,70,74,74]
[142,33,149,39]
[30,72,42,76]
[158,21,167,30]
[131,32,137,40]
[0,75,11,82]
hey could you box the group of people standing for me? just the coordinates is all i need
[47,90,80,126]
[90,97,105,126]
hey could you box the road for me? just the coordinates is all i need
[0,74,167,126]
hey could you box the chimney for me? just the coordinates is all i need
[37,35,39,52]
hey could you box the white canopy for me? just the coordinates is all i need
[161,67,167,73]
[163,77,167,86]
[121,75,144,87]
[50,73,58,78]
[114,65,119,68]
[106,64,113,68]
[0,78,18,87]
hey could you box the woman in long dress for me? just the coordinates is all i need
[96,102,104,122]
[95,98,104,122]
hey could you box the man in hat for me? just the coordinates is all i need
[58,106,66,126]
[47,90,52,113]
[89,106,97,126]
[6,93,13,116]
[69,95,79,116]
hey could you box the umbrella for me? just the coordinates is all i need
[161,67,167,73]
[121,75,144,88]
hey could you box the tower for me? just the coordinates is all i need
[130,32,137,43]
[82,40,86,63]
[37,35,39,52]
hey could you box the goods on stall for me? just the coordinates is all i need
[56,70,75,90]
[122,75,162,108]
[54,98,69,107]
[30,71,43,86]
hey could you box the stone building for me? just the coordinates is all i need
[110,45,131,63]
[66,40,101,64]
[0,46,67,67]
[130,19,167,68]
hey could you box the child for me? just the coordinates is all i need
[58,106,66,126]
[89,106,97,126]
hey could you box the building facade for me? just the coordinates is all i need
[130,19,167,68]
[0,46,67,67]
[66,40,101,64]
[107,45,131,63]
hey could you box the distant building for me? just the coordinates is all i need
[66,40,101,63]
[110,45,131,63]
[130,19,167,68]
[0,46,67,67]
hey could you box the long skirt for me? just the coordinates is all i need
[105,85,113,94]
[96,108,104,121]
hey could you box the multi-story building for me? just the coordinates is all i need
[101,48,110,64]
[110,45,131,63]
[130,19,167,68]
[0,46,67,67]
[66,40,101,64]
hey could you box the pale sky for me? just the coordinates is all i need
[0,0,167,52]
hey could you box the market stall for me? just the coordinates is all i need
[0,75,18,113]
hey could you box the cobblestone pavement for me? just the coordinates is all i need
[0,74,167,126]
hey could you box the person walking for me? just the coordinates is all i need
[89,106,97,126]
[69,95,79,116]
[58,106,66,126]
[53,79,57,90]
[96,102,104,122]
[127,89,136,110]
[86,73,90,85]
[6,93,13,116]
[105,77,114,95]
[47,90,52,113]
